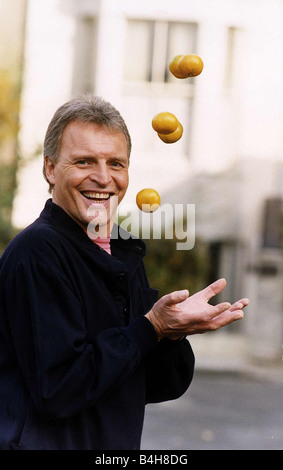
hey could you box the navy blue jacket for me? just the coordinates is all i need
[0,199,194,450]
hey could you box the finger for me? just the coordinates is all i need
[239,298,249,307]
[161,289,189,307]
[198,278,227,302]
[229,301,243,312]
[229,298,249,312]
[210,309,244,330]
[214,301,232,315]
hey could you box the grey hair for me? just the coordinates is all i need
[43,94,132,192]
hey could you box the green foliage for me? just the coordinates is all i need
[0,161,18,252]
[0,68,21,252]
[0,69,20,141]
[117,212,210,297]
[143,235,210,298]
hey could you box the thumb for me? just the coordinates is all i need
[162,289,189,307]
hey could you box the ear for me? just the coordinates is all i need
[44,156,56,186]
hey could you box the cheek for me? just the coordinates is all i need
[118,172,129,190]
[58,168,85,188]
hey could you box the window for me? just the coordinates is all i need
[224,26,244,90]
[124,20,154,82]
[166,22,198,83]
[124,20,198,84]
[262,197,283,249]
[72,16,97,95]
[122,19,197,157]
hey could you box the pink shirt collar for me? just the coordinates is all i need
[92,237,111,255]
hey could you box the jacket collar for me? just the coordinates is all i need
[39,198,146,263]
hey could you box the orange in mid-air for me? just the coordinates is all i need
[152,112,179,135]
[158,122,183,144]
[169,54,204,78]
[136,188,161,213]
[169,55,185,79]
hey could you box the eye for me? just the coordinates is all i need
[76,159,89,166]
[111,159,128,169]
[110,161,122,168]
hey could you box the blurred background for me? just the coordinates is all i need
[1,0,283,449]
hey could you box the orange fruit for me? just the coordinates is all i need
[152,112,179,135]
[169,55,186,79]
[136,188,161,213]
[177,54,204,78]
[158,121,183,144]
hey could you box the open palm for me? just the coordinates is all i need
[146,278,249,340]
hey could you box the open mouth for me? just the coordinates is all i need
[81,191,112,203]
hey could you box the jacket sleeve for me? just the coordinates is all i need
[4,259,158,420]
[145,337,195,404]
[135,258,195,404]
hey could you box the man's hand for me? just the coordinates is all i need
[145,278,249,341]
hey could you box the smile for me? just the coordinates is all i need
[81,191,112,202]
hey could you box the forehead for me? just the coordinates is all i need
[59,121,128,156]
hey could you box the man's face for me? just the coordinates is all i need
[45,121,129,236]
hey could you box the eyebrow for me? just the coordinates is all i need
[70,154,129,165]
[70,153,126,159]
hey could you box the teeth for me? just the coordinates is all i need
[82,192,110,200]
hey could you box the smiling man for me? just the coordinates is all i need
[44,121,129,238]
[0,95,248,451]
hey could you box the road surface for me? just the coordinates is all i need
[141,370,283,450]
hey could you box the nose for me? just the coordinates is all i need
[89,161,112,187]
